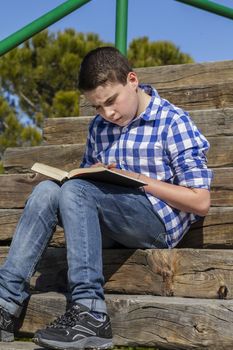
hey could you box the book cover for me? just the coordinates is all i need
[31,162,146,188]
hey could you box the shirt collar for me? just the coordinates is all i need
[138,84,162,121]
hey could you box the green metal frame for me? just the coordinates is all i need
[115,0,128,56]
[0,0,91,56]
[0,0,232,58]
[175,0,233,20]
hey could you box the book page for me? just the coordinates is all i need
[68,166,106,178]
[31,163,68,182]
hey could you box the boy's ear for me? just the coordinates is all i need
[127,71,139,89]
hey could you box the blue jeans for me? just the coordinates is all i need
[0,179,167,316]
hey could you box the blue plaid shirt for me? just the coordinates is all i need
[80,85,213,248]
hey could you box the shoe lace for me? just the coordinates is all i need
[48,306,83,329]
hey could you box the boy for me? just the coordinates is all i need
[0,47,212,349]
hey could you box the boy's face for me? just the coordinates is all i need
[84,72,139,127]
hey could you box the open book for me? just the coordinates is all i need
[31,163,147,188]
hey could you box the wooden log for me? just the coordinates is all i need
[3,144,85,174]
[80,60,233,114]
[0,209,64,246]
[43,108,233,145]
[17,292,233,349]
[1,247,233,299]
[0,173,42,208]
[0,342,37,350]
[80,82,233,116]
[0,168,232,208]
[43,116,93,145]
[3,136,233,173]
[179,207,233,248]
[135,60,233,88]
[1,207,233,249]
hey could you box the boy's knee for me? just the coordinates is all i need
[28,180,61,206]
[59,179,95,206]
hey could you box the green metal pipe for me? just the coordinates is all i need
[0,0,91,56]
[115,0,128,56]
[175,0,233,20]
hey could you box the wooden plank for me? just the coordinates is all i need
[80,60,233,114]
[0,168,232,208]
[1,247,233,299]
[135,60,233,88]
[179,207,233,248]
[0,209,22,241]
[43,116,93,145]
[1,207,233,249]
[16,292,233,349]
[80,82,233,115]
[0,342,37,350]
[0,210,64,246]
[3,136,233,173]
[43,108,233,145]
[0,173,42,208]
[3,144,85,174]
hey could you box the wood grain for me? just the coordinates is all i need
[80,82,233,115]
[43,108,233,145]
[0,247,232,299]
[1,207,233,249]
[0,168,232,208]
[17,292,233,349]
[3,135,233,173]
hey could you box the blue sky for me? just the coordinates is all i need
[0,0,232,63]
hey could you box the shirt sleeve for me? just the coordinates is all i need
[166,113,213,189]
[79,119,97,168]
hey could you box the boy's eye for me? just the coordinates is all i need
[105,99,114,106]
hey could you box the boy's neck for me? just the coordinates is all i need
[136,87,152,117]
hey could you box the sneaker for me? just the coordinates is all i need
[33,302,113,350]
[0,306,14,342]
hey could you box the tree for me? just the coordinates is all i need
[0,30,194,167]
[128,37,194,68]
[0,95,42,173]
[0,29,107,127]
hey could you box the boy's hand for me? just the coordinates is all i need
[106,163,117,169]
[90,162,105,168]
[90,162,117,169]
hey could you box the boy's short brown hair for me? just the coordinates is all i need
[78,46,133,91]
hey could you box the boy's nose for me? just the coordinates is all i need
[104,107,115,119]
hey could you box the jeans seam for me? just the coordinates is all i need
[77,186,89,283]
[25,222,56,282]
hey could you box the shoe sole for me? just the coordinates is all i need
[33,335,113,350]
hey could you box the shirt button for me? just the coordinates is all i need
[122,127,128,133]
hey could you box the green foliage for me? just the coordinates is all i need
[0,29,107,124]
[0,161,4,174]
[0,96,42,160]
[128,37,194,68]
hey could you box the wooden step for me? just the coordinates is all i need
[136,60,233,87]
[14,292,233,349]
[43,108,233,145]
[1,207,233,249]
[80,60,233,115]
[0,168,232,208]
[3,144,85,174]
[43,115,93,145]
[0,247,232,298]
[3,135,233,173]
[0,342,36,350]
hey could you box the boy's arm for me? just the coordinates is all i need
[109,168,210,216]
[109,113,213,217]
